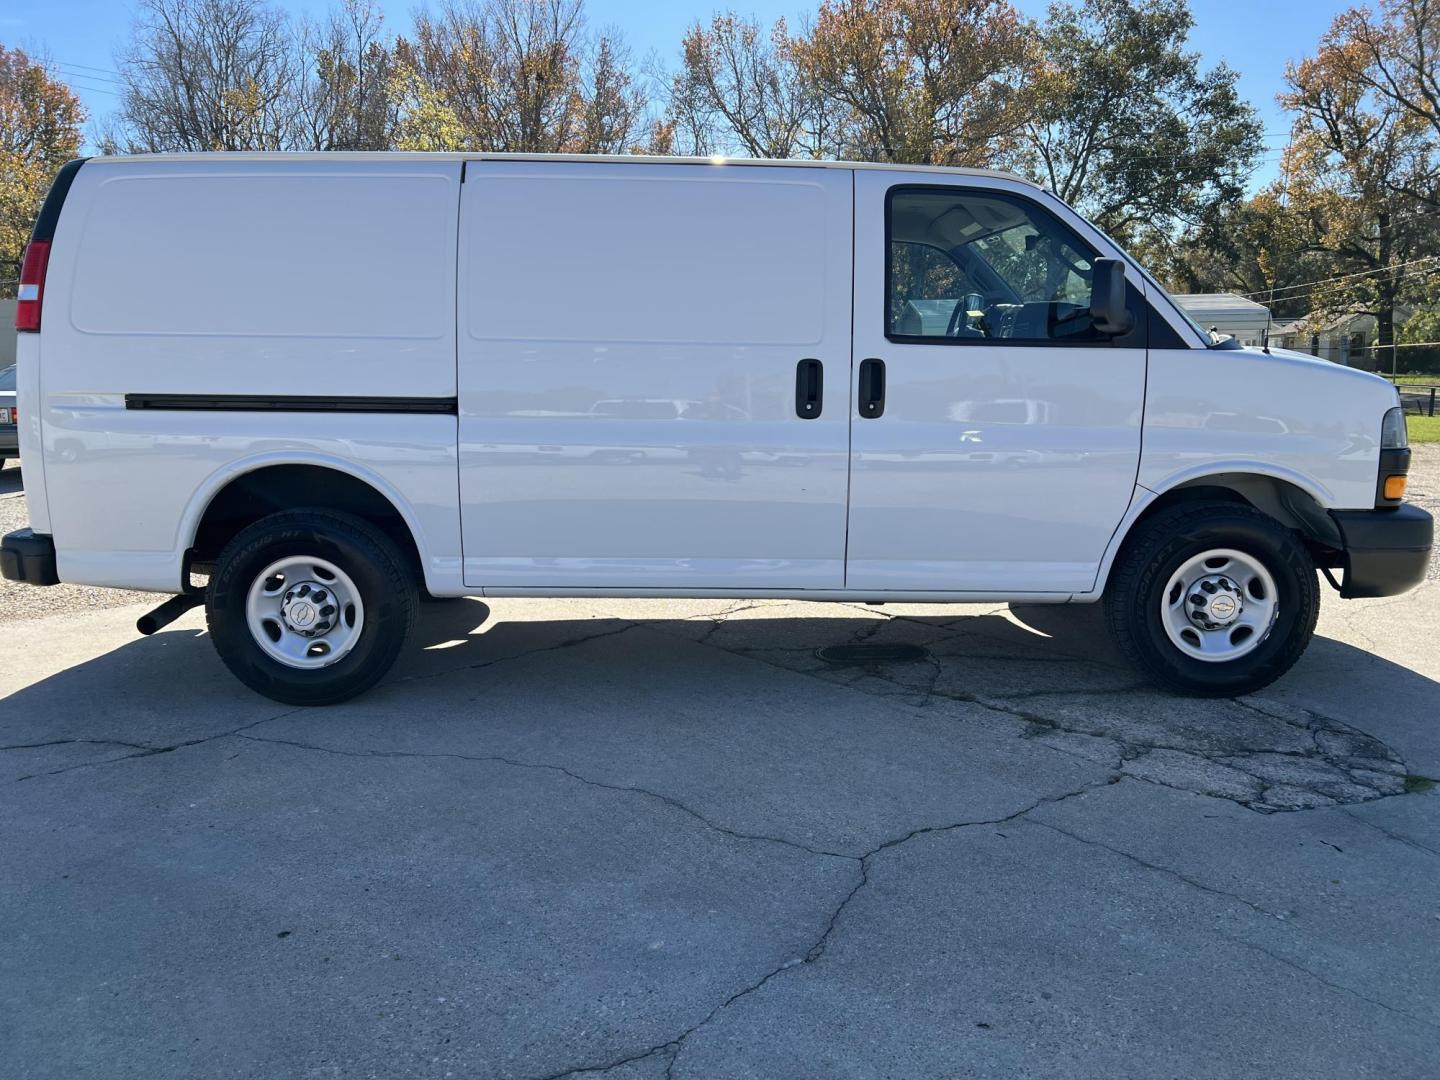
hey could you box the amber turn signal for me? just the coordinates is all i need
[1383,475,1408,501]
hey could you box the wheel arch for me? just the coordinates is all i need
[1091,470,1343,597]
[183,455,429,591]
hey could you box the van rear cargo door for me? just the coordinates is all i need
[456,161,853,591]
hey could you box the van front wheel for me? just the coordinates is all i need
[1104,501,1319,697]
[206,510,417,705]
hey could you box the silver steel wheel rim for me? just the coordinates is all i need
[1160,548,1278,663]
[244,555,364,670]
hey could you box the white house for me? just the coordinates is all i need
[1172,293,1273,347]
[1272,310,1415,370]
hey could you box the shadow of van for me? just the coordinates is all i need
[2,595,1432,814]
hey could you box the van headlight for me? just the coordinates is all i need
[1381,406,1408,449]
[1378,407,1410,504]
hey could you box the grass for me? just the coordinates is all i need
[1392,374,1439,385]
[1407,414,1440,443]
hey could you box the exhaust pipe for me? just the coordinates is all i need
[137,592,205,636]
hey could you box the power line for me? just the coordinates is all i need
[46,60,125,98]
[57,74,122,97]
[1249,268,1440,313]
[55,67,124,86]
[1238,256,1440,300]
[1251,270,1440,325]
[49,60,123,83]
[52,59,123,78]
[59,83,120,98]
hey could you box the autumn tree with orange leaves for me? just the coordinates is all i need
[0,45,85,296]
[793,0,1035,166]
[666,0,1035,166]
[666,0,1263,250]
[1277,0,1438,369]
[391,0,650,153]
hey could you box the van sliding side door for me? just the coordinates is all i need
[455,161,855,591]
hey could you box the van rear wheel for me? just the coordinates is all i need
[1104,500,1320,697]
[206,510,417,705]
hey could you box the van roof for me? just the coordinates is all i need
[89,151,1040,187]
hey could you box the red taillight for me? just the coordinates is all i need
[15,240,51,332]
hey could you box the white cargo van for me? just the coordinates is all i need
[3,154,1431,704]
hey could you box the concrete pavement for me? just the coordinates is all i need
[2,584,1438,1078]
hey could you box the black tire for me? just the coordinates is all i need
[1104,500,1320,697]
[206,510,418,705]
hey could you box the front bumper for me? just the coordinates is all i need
[0,528,59,586]
[1330,505,1433,598]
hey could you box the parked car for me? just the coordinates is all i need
[3,154,1431,705]
[0,364,15,470]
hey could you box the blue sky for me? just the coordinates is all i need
[6,0,1365,188]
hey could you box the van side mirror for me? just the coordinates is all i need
[1090,258,1134,336]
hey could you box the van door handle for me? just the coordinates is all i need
[795,358,823,419]
[858,358,885,419]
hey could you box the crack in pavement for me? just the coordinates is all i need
[682,602,775,646]
[657,604,1414,816]
[1340,807,1440,859]
[0,737,160,754]
[551,1041,681,1080]
[979,693,1409,814]
[530,775,1122,1080]
[235,732,857,861]
[10,597,1433,1072]
[216,702,1134,1080]
[12,709,305,783]
[1026,812,1290,920]
[530,761,1430,1077]
[1228,937,1440,1031]
[7,623,641,786]
[224,715,1126,1080]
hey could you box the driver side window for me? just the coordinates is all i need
[886,186,1108,345]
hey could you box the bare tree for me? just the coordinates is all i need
[575,34,647,153]
[293,0,396,150]
[665,14,834,159]
[395,0,647,153]
[114,0,298,151]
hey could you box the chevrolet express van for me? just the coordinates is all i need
[3,154,1431,704]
